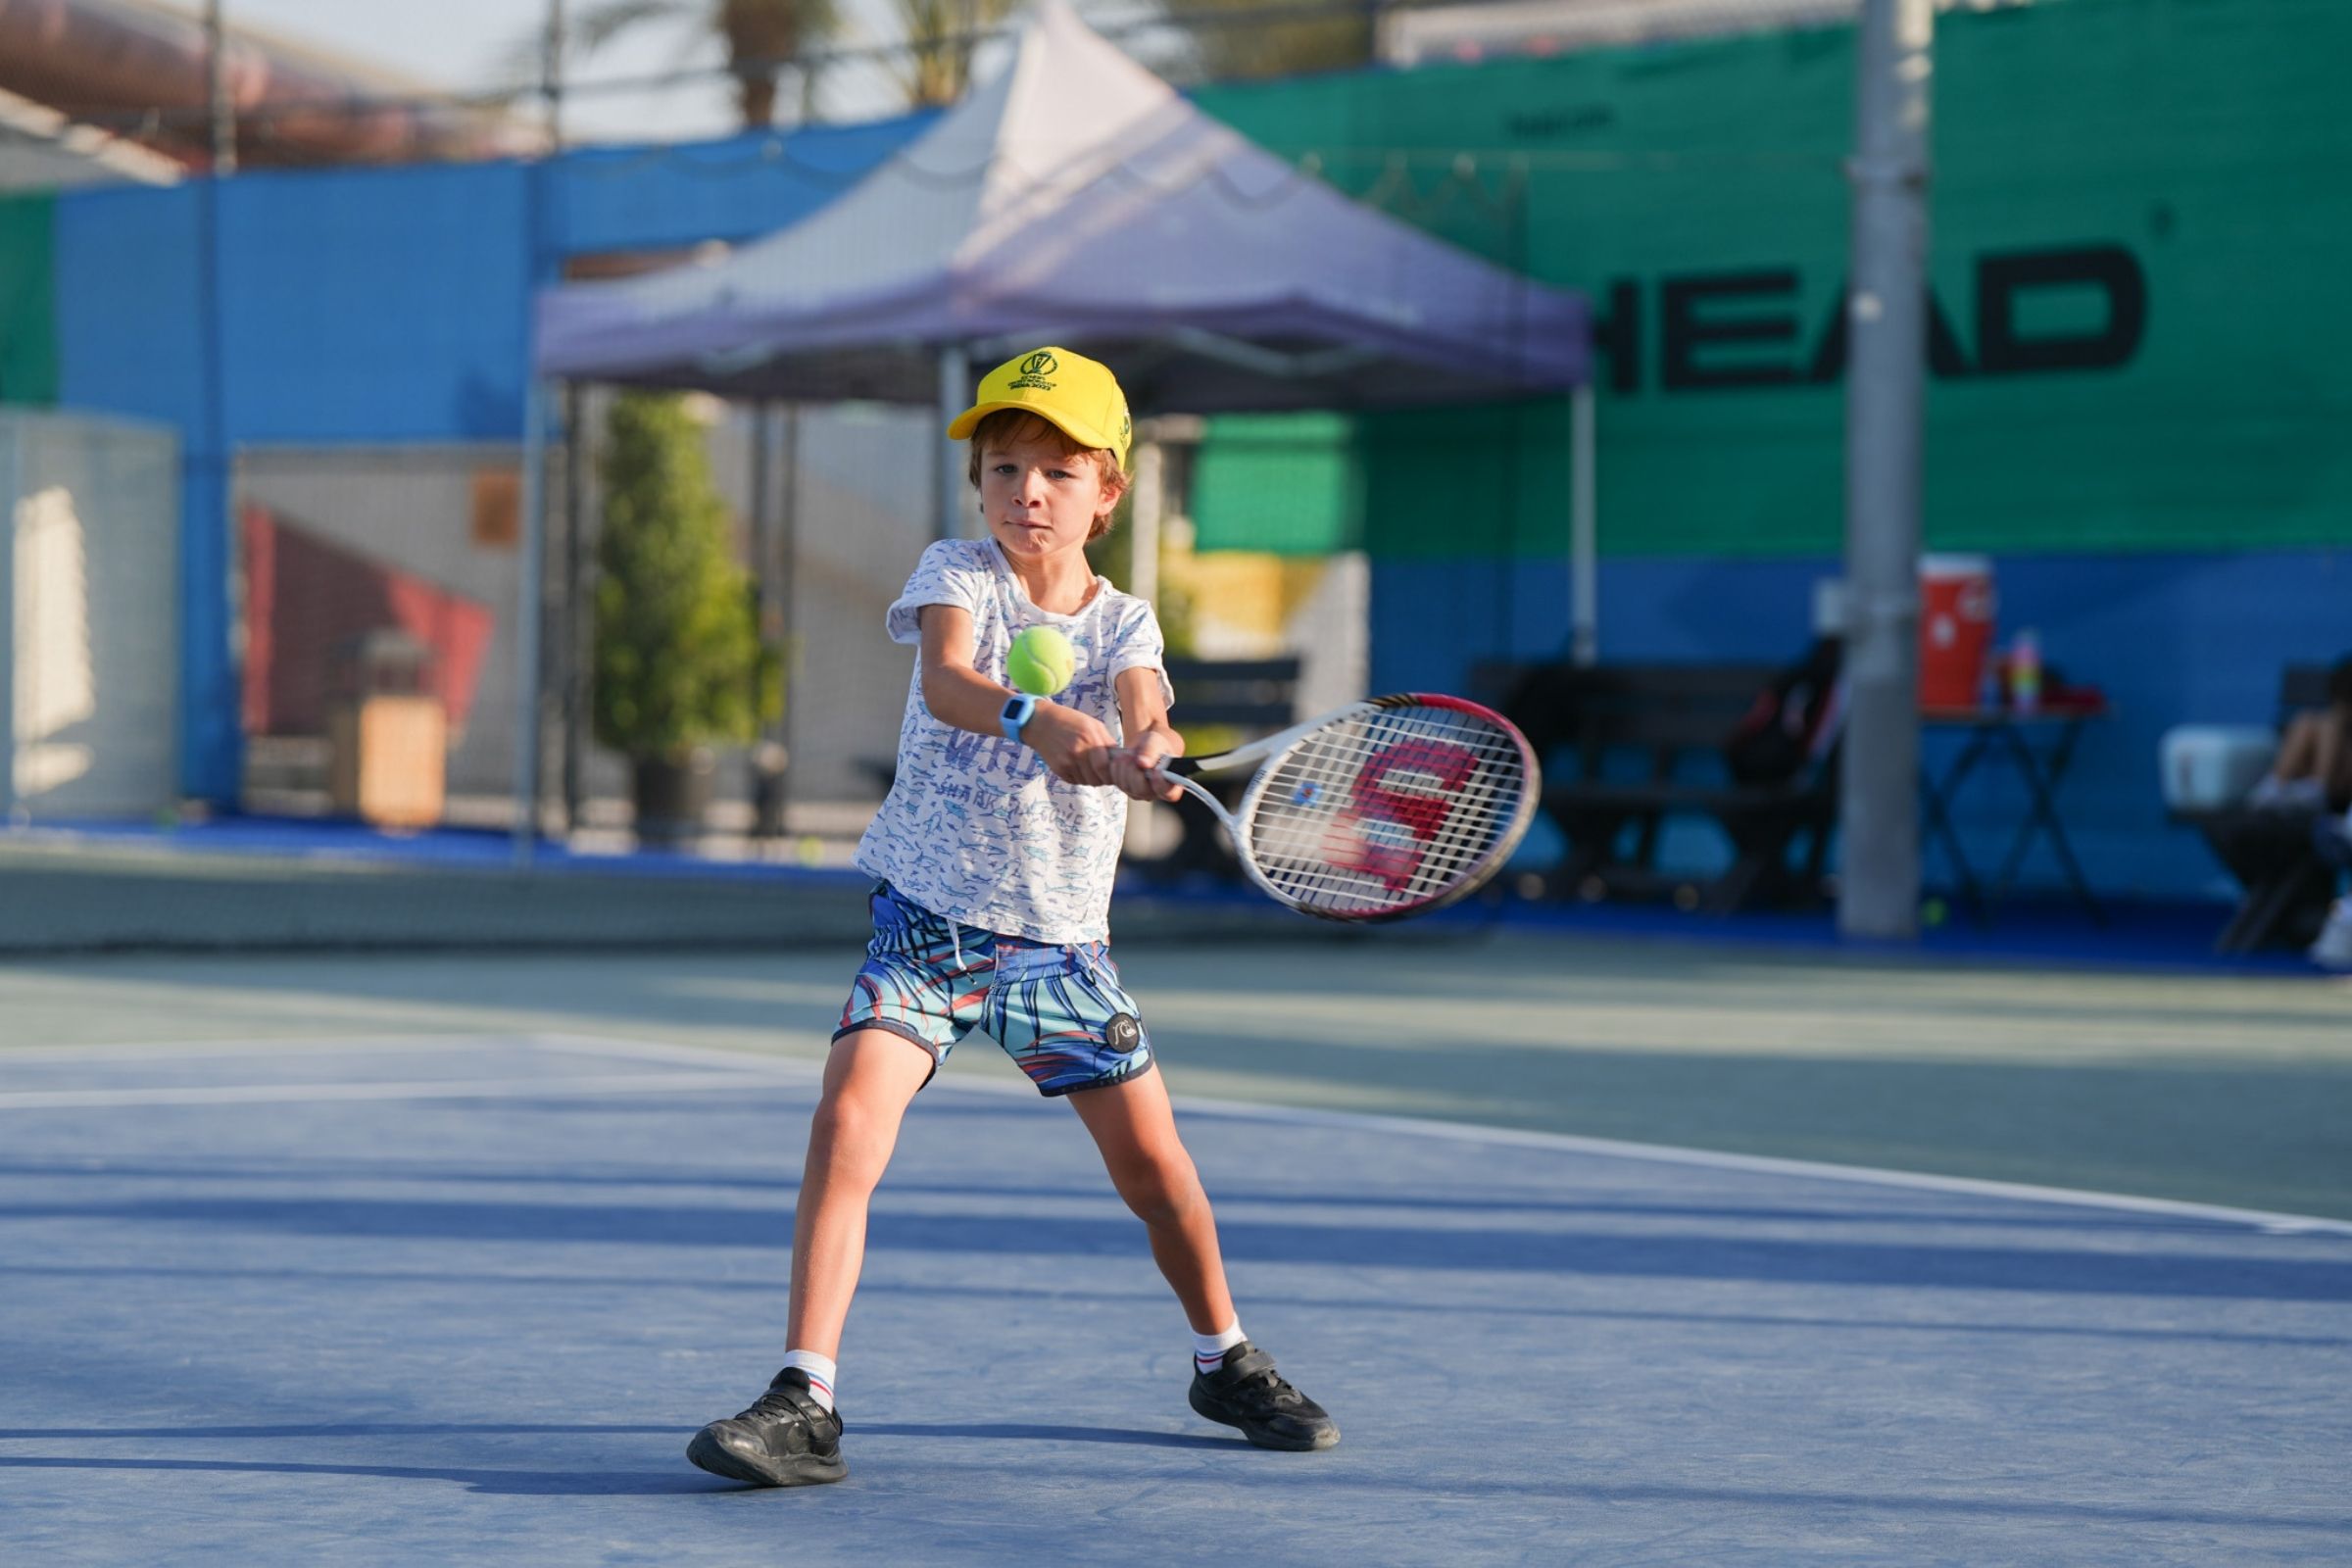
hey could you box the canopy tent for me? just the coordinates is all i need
[532,1,1588,411]
[519,0,1597,858]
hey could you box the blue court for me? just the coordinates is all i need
[4,1034,2349,1565]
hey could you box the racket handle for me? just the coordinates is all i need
[1164,757,1203,778]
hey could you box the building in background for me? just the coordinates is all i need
[0,85,182,190]
[0,0,535,170]
[1381,0,2035,67]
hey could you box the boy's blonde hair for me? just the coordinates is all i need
[965,410,1128,541]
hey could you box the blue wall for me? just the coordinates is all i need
[57,118,935,445]
[42,108,2345,886]
[47,117,930,798]
[1374,550,2350,902]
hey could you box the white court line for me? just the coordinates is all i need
[0,1058,800,1111]
[527,1033,819,1076]
[0,1033,815,1111]
[533,1036,2352,1240]
[0,1035,512,1065]
[9,1032,2349,1239]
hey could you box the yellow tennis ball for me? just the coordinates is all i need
[1007,625,1075,696]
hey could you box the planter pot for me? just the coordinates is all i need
[750,741,790,840]
[632,750,715,849]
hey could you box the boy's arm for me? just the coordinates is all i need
[1110,665,1185,803]
[917,604,1115,786]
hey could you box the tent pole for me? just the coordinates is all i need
[1569,384,1596,667]
[774,404,800,836]
[0,421,16,823]
[937,346,969,541]
[514,376,550,866]
[1129,441,1162,606]
[559,381,587,834]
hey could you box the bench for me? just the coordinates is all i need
[1477,660,1839,914]
[1142,655,1302,881]
[2176,663,2339,954]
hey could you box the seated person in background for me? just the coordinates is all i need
[2251,656,2352,811]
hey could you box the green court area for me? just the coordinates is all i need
[6,935,2346,1221]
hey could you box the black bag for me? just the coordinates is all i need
[1725,639,1845,786]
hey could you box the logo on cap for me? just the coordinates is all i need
[1009,350,1059,391]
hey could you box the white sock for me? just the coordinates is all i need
[781,1348,837,1412]
[1193,1322,1247,1376]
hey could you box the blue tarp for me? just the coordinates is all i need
[48,116,929,800]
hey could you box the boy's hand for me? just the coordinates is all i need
[1110,727,1186,803]
[1022,703,1118,786]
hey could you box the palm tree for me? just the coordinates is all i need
[888,0,1018,108]
[557,0,841,129]
[1173,0,1376,83]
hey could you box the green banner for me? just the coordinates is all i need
[1192,0,2352,560]
[1185,412,1362,556]
[0,194,58,408]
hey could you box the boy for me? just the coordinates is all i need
[686,347,1339,1488]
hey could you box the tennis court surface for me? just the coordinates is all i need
[5,1031,2348,1566]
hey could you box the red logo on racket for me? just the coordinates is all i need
[1329,739,1481,890]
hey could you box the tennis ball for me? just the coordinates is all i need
[1007,625,1075,697]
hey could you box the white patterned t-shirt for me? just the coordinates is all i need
[853,537,1172,945]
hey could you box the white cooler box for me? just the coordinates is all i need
[2160,726,2277,811]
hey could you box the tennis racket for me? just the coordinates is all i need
[1148,693,1540,923]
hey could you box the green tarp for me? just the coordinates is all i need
[0,195,59,407]
[1191,0,2352,559]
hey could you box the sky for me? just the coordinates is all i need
[214,0,930,145]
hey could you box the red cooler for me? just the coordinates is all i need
[1917,555,1995,708]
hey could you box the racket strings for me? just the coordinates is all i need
[1242,704,1530,915]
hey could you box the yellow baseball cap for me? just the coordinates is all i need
[948,346,1132,471]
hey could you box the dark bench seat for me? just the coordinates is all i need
[1139,655,1304,882]
[1477,660,1838,914]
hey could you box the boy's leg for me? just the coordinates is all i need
[787,1029,938,1357]
[1068,1070,1340,1451]
[1065,1067,1236,1333]
[685,1029,932,1489]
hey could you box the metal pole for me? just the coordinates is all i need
[195,1,237,806]
[775,404,800,833]
[514,377,550,863]
[205,0,236,174]
[542,0,566,149]
[1838,0,1934,940]
[747,399,780,839]
[1129,441,1162,607]
[559,382,587,832]
[514,17,562,863]
[937,346,969,540]
[1569,383,1597,666]
[0,421,18,823]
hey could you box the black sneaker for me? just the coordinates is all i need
[686,1368,847,1487]
[1188,1341,1340,1451]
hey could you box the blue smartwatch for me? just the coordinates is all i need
[999,693,1039,745]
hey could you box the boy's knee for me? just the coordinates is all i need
[1113,1150,1202,1226]
[809,1093,898,1173]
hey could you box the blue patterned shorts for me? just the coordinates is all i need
[834,883,1155,1098]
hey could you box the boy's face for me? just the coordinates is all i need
[978,431,1119,565]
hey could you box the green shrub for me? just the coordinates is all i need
[592,391,779,760]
